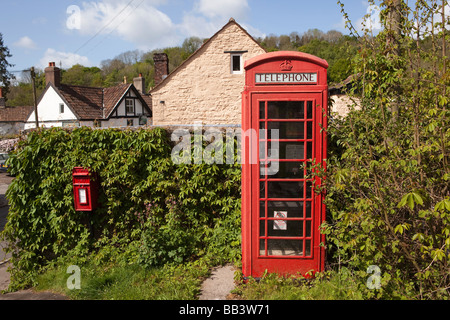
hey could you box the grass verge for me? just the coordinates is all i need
[34,254,367,300]
[34,258,212,300]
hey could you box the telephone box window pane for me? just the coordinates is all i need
[260,220,266,237]
[306,220,312,237]
[259,141,266,159]
[267,239,303,256]
[306,181,312,199]
[259,101,265,119]
[260,201,266,217]
[259,239,266,256]
[268,220,304,237]
[306,202,312,218]
[268,201,304,218]
[277,142,304,159]
[307,101,313,119]
[268,161,304,179]
[261,161,283,177]
[305,240,312,256]
[268,181,303,199]
[307,122,313,139]
[260,182,266,198]
[268,101,304,119]
[259,122,265,131]
[307,142,312,159]
[268,122,304,140]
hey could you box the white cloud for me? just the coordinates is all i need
[39,48,92,69]
[179,0,262,39]
[13,36,38,50]
[72,0,179,51]
[356,2,382,34]
[195,0,249,21]
[67,0,262,52]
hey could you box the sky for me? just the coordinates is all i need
[0,0,378,75]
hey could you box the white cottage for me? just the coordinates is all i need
[25,62,152,129]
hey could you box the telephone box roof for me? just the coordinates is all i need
[245,51,329,70]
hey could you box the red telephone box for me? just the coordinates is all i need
[72,167,99,212]
[241,51,328,278]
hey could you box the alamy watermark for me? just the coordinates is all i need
[170,124,280,175]
[66,5,81,30]
[67,265,81,290]
[366,265,382,290]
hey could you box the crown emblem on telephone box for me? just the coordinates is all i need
[280,60,293,71]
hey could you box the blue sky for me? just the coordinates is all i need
[0,0,374,74]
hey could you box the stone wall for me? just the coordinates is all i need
[329,93,361,118]
[151,22,265,126]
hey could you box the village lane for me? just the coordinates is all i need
[0,171,13,292]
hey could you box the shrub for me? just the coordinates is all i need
[325,1,450,299]
[1,127,241,290]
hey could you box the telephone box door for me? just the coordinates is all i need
[241,51,328,278]
[251,92,324,277]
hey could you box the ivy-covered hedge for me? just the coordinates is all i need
[1,127,241,289]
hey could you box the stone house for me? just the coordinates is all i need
[328,74,361,118]
[150,18,267,126]
[24,62,152,130]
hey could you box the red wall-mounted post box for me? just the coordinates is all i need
[72,167,99,212]
[241,51,329,278]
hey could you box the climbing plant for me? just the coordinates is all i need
[1,127,242,290]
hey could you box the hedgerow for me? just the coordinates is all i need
[1,127,241,290]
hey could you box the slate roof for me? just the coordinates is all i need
[0,105,34,122]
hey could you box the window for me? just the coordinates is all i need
[127,119,134,127]
[125,99,135,114]
[59,103,64,114]
[231,54,243,74]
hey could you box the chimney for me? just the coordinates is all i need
[153,53,169,86]
[0,87,5,108]
[133,73,146,94]
[45,62,61,87]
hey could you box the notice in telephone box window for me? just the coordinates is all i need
[274,211,287,230]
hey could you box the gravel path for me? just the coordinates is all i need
[199,265,237,300]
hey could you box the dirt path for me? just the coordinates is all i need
[199,264,237,300]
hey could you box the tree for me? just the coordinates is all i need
[181,37,204,58]
[325,0,450,299]
[0,33,14,100]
